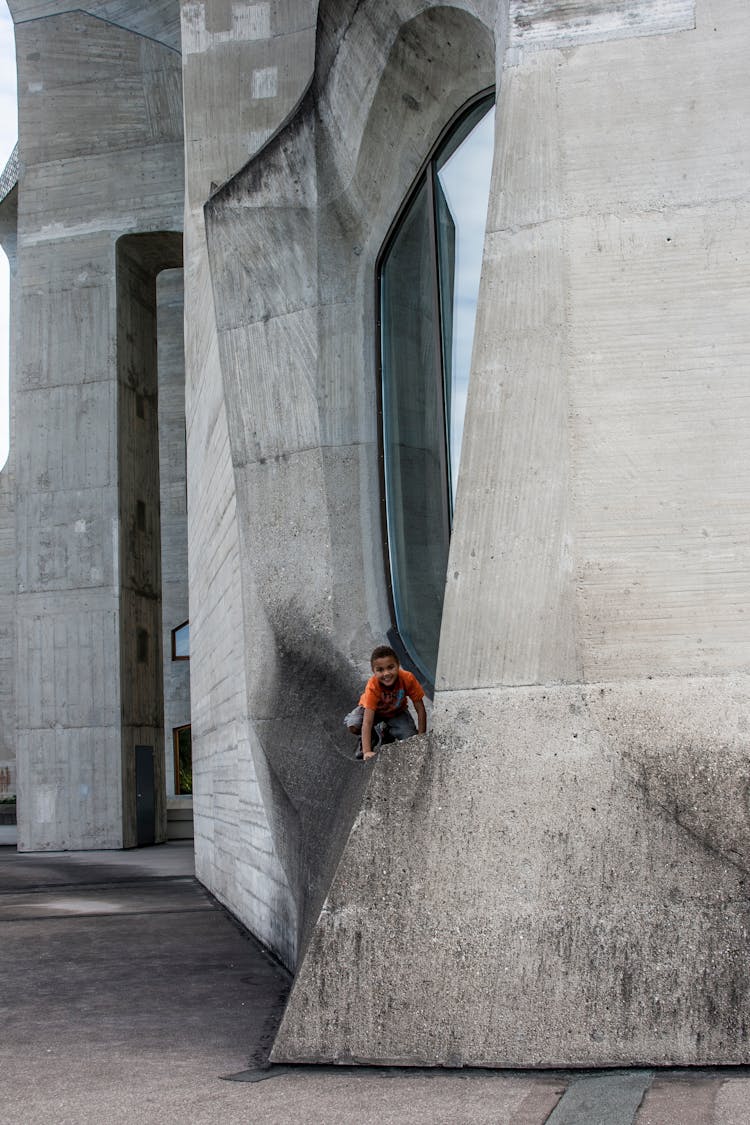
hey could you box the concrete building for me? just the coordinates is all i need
[2,0,750,1067]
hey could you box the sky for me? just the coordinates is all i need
[0,0,15,471]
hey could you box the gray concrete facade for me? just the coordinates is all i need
[3,0,750,1067]
[156,269,191,799]
[265,0,750,1065]
[0,173,18,824]
[7,2,184,848]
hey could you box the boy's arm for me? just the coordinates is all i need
[361,707,376,759]
[414,698,427,735]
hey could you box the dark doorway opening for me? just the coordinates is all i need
[135,745,156,847]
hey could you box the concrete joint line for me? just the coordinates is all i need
[14,8,182,55]
[232,438,372,470]
[491,193,750,241]
[435,669,746,696]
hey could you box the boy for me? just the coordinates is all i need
[345,645,427,760]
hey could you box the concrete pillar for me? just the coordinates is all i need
[157,269,190,799]
[116,234,182,848]
[11,8,183,849]
[270,0,750,1067]
[180,0,317,964]
[0,177,18,829]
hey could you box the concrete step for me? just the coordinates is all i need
[167,798,193,841]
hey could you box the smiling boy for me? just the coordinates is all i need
[344,645,427,760]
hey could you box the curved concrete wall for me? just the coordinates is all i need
[179,0,319,964]
[264,0,750,1066]
[205,0,496,962]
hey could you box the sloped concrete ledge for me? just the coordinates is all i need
[272,674,750,1067]
[508,0,695,51]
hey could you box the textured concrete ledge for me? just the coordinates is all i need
[509,0,695,51]
[272,674,750,1066]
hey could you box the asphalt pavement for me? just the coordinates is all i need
[2,843,750,1125]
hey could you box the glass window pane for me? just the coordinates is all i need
[379,93,495,684]
[172,621,189,659]
[174,725,192,795]
[381,181,450,681]
[436,100,495,504]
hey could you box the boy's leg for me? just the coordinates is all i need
[385,710,417,741]
[345,706,368,761]
[344,705,364,735]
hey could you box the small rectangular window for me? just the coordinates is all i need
[173,724,192,795]
[171,620,189,660]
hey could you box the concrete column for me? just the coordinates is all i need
[271,0,750,1068]
[157,269,190,799]
[11,9,183,849]
[179,0,316,962]
[0,180,18,824]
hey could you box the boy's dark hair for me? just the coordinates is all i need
[370,645,399,668]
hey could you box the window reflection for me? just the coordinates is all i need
[171,620,189,660]
[379,93,495,682]
[435,101,495,505]
[381,182,450,679]
[173,724,192,794]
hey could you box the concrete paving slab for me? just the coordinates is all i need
[636,1071,719,1123]
[216,1070,567,1125]
[713,1078,750,1125]
[546,1071,653,1125]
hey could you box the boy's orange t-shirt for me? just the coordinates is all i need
[359,669,424,717]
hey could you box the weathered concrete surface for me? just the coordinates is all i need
[0,182,18,803]
[439,0,750,691]
[0,454,15,796]
[197,0,750,1064]
[9,846,750,1125]
[8,1,181,51]
[205,0,496,967]
[156,269,190,796]
[116,232,183,848]
[271,0,750,1063]
[5,0,750,1073]
[179,0,318,967]
[0,844,556,1123]
[12,7,183,848]
[274,676,750,1065]
[508,0,695,50]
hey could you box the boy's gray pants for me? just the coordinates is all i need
[344,705,417,741]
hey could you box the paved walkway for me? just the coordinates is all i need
[2,843,750,1124]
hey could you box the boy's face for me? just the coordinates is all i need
[372,655,399,688]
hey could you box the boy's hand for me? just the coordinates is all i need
[360,707,376,761]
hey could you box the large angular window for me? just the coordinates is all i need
[379,91,495,682]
